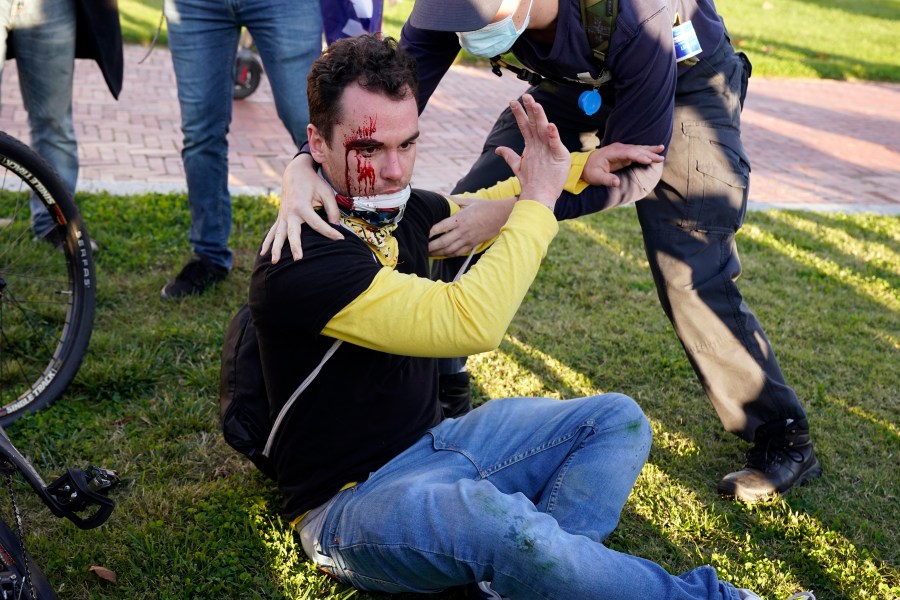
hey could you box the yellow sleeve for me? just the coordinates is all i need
[564,150,592,194]
[321,200,558,357]
[456,177,522,201]
[451,150,593,202]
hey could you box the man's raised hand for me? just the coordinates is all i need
[495,94,570,212]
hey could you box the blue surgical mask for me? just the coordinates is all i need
[456,0,533,58]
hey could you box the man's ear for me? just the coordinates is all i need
[308,123,329,164]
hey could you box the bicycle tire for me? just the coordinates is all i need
[0,517,57,599]
[0,131,96,426]
[233,50,263,100]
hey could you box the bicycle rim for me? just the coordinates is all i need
[0,132,96,426]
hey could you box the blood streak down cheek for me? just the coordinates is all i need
[343,115,378,197]
[356,155,376,197]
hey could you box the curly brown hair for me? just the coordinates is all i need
[307,34,419,144]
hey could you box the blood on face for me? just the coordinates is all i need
[343,115,378,197]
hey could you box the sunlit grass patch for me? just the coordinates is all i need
[3,192,895,600]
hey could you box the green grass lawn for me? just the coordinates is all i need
[118,0,900,81]
[10,1,895,599]
[4,193,897,599]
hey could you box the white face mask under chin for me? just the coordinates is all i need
[456,0,533,58]
[349,186,412,213]
[318,168,412,226]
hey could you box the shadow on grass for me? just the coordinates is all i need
[730,36,899,81]
[791,0,900,21]
[470,208,898,597]
[3,192,895,599]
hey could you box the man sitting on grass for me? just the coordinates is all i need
[247,33,814,600]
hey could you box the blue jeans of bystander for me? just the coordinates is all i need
[0,0,78,237]
[307,394,740,599]
[164,0,322,270]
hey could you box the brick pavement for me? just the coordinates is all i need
[1,44,898,214]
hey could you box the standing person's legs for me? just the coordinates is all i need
[636,39,819,499]
[241,0,321,149]
[310,394,738,599]
[162,0,236,298]
[0,1,13,129]
[8,0,77,237]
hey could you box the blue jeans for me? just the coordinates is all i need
[164,0,322,270]
[0,0,78,237]
[311,394,738,599]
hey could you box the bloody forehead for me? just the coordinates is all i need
[343,115,378,148]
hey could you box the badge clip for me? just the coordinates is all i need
[578,89,602,116]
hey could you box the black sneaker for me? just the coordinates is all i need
[718,422,823,502]
[160,255,228,300]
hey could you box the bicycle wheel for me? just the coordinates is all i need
[0,517,57,599]
[0,131,96,426]
[233,49,263,100]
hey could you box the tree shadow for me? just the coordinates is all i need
[470,205,898,597]
[730,36,899,81]
[790,0,899,21]
[743,80,900,153]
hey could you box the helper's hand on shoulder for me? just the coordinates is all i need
[582,143,665,188]
[495,94,570,212]
[261,153,343,263]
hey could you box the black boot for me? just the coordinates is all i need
[718,421,823,502]
[438,371,472,419]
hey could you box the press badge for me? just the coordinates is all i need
[672,20,702,62]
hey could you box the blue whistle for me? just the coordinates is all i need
[578,89,602,116]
